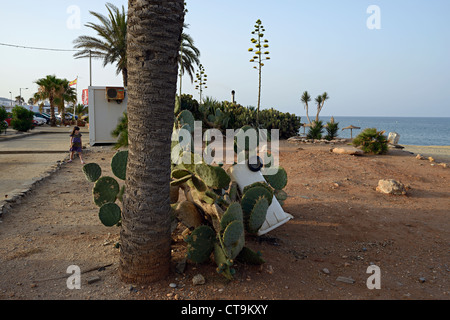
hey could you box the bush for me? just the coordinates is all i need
[11,105,34,132]
[352,128,388,154]
[0,106,8,133]
[179,95,301,139]
[325,121,339,141]
[111,112,128,149]
[306,121,324,140]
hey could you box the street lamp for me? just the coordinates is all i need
[19,88,28,106]
[9,91,12,107]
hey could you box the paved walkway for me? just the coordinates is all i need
[0,125,89,198]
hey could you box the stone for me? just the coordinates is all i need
[438,163,447,168]
[376,179,407,196]
[388,132,400,145]
[428,157,435,163]
[332,147,364,156]
[336,276,355,284]
[322,268,330,275]
[87,276,101,284]
[169,283,177,288]
[192,274,205,286]
[416,154,425,160]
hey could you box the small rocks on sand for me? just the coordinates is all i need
[192,274,205,286]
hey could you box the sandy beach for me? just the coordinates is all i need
[402,145,450,163]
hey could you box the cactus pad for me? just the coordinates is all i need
[195,164,231,190]
[243,182,274,205]
[185,225,216,264]
[274,189,288,201]
[222,220,244,249]
[111,150,128,181]
[98,202,122,227]
[220,202,243,231]
[241,186,273,216]
[93,176,120,207]
[263,166,288,190]
[247,197,269,234]
[82,163,102,182]
[177,110,195,132]
[237,247,265,265]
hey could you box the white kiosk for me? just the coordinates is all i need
[88,86,127,146]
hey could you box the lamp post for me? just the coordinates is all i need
[19,88,28,106]
[9,91,12,107]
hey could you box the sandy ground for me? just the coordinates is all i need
[0,140,448,301]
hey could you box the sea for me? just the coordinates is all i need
[304,117,450,146]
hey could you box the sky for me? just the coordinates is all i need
[0,0,449,118]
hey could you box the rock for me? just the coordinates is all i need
[169,283,177,288]
[332,147,364,156]
[428,157,435,163]
[288,136,302,142]
[438,163,447,168]
[419,277,426,283]
[376,179,407,196]
[336,276,355,284]
[192,274,205,286]
[388,132,400,145]
[174,201,204,229]
[87,276,101,285]
[416,154,425,160]
[322,268,330,275]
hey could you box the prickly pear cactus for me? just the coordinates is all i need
[263,166,288,191]
[111,150,128,181]
[93,176,120,207]
[185,225,216,264]
[98,202,122,227]
[247,197,269,234]
[237,246,265,265]
[82,163,102,182]
[194,163,231,190]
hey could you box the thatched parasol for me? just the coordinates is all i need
[301,123,311,135]
[342,125,361,139]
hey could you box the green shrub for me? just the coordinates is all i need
[325,121,339,141]
[11,105,34,132]
[352,128,388,154]
[306,120,324,140]
[0,106,8,133]
[111,112,128,149]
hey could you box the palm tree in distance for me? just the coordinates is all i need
[301,91,312,125]
[57,79,78,125]
[179,24,201,97]
[34,75,63,127]
[73,3,128,87]
[315,92,329,123]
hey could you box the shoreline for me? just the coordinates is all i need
[402,145,450,163]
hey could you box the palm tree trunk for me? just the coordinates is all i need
[50,96,56,127]
[305,103,311,124]
[122,67,128,88]
[120,0,184,284]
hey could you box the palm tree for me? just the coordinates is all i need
[120,0,185,284]
[57,79,78,125]
[34,75,63,126]
[315,92,329,123]
[301,91,312,125]
[73,3,128,87]
[179,24,201,96]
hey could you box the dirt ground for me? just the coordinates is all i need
[0,140,448,301]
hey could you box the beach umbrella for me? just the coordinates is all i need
[342,125,361,139]
[302,123,311,135]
